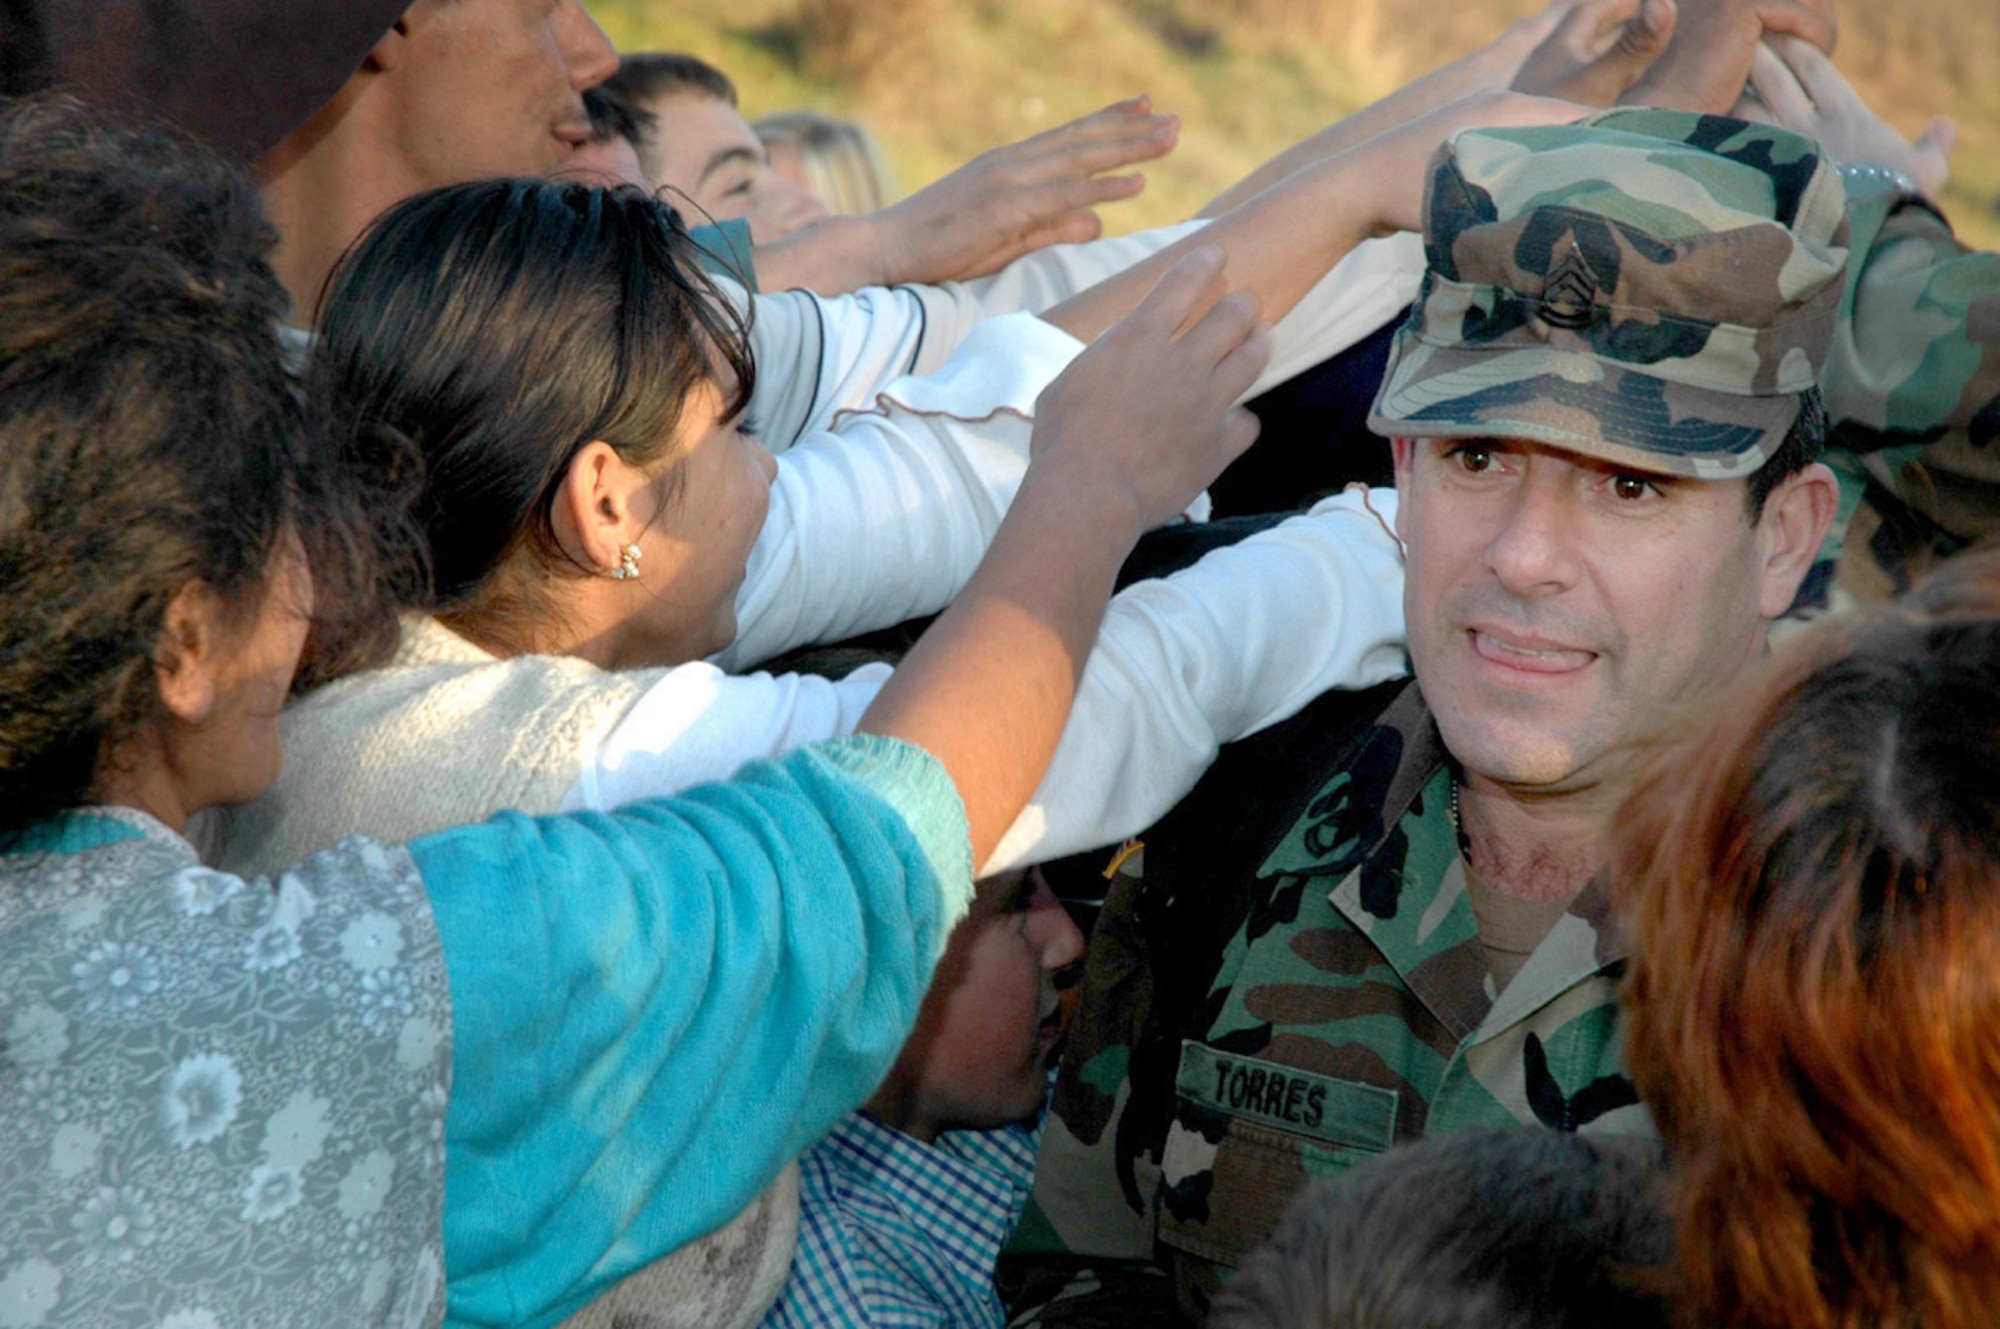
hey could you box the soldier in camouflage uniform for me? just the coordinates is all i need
[1814,143,2000,602]
[1001,108,1848,1325]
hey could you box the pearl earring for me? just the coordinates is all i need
[609,543,643,581]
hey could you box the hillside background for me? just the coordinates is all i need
[595,0,2000,249]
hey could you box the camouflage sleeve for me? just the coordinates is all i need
[1820,188,2000,589]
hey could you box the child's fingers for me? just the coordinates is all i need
[1747,41,1815,126]
[1177,289,1265,369]
[1127,245,1229,337]
[1213,324,1276,409]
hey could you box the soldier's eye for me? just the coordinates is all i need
[1611,474,1657,501]
[1449,446,1494,474]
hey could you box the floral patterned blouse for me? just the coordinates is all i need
[0,807,451,1329]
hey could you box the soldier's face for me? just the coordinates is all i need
[1391,436,1823,794]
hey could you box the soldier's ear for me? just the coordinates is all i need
[1754,460,1838,619]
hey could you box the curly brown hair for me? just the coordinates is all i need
[0,96,390,836]
[1617,596,2000,1329]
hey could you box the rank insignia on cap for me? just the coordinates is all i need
[1538,242,1599,331]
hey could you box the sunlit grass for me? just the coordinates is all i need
[594,0,1998,247]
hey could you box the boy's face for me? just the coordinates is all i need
[633,90,829,242]
[876,869,1085,1141]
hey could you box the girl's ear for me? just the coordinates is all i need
[551,441,633,576]
[153,581,225,724]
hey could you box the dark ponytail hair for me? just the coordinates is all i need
[309,178,756,634]
[0,96,392,836]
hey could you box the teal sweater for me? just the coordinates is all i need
[410,736,971,1329]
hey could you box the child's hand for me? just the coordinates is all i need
[1028,245,1269,535]
[1747,37,1953,198]
[1512,0,1679,106]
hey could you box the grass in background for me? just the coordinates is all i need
[594,0,2000,248]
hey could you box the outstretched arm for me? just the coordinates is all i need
[586,492,1414,855]
[718,230,1420,673]
[857,247,1271,866]
[718,312,1080,669]
[1198,0,1671,219]
[989,487,1413,872]
[416,737,974,1329]
[752,98,1180,296]
[1043,91,1586,346]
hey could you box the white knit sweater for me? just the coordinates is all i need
[226,615,655,867]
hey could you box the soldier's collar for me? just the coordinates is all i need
[1253,686,1635,970]
[1258,683,1449,880]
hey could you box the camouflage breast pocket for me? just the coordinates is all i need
[1155,1040,1398,1268]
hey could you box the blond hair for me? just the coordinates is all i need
[752,109,896,215]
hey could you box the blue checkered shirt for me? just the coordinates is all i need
[761,1111,1041,1328]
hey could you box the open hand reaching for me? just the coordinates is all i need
[1617,0,1835,113]
[1513,0,1680,106]
[1742,37,1953,198]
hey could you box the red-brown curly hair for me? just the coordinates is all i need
[1617,585,2000,1329]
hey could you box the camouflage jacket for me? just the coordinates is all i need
[1821,185,2000,598]
[1003,683,1652,1326]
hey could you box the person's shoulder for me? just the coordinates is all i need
[0,819,449,1328]
[782,1119,957,1329]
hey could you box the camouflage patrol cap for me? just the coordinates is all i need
[1368,108,1851,480]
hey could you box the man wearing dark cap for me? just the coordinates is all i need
[2,0,620,320]
[1001,108,1842,1325]
[254,0,619,321]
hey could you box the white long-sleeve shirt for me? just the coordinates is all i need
[735,225,1424,451]
[720,312,1068,671]
[579,487,1411,873]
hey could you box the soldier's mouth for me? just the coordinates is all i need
[1468,629,1596,675]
